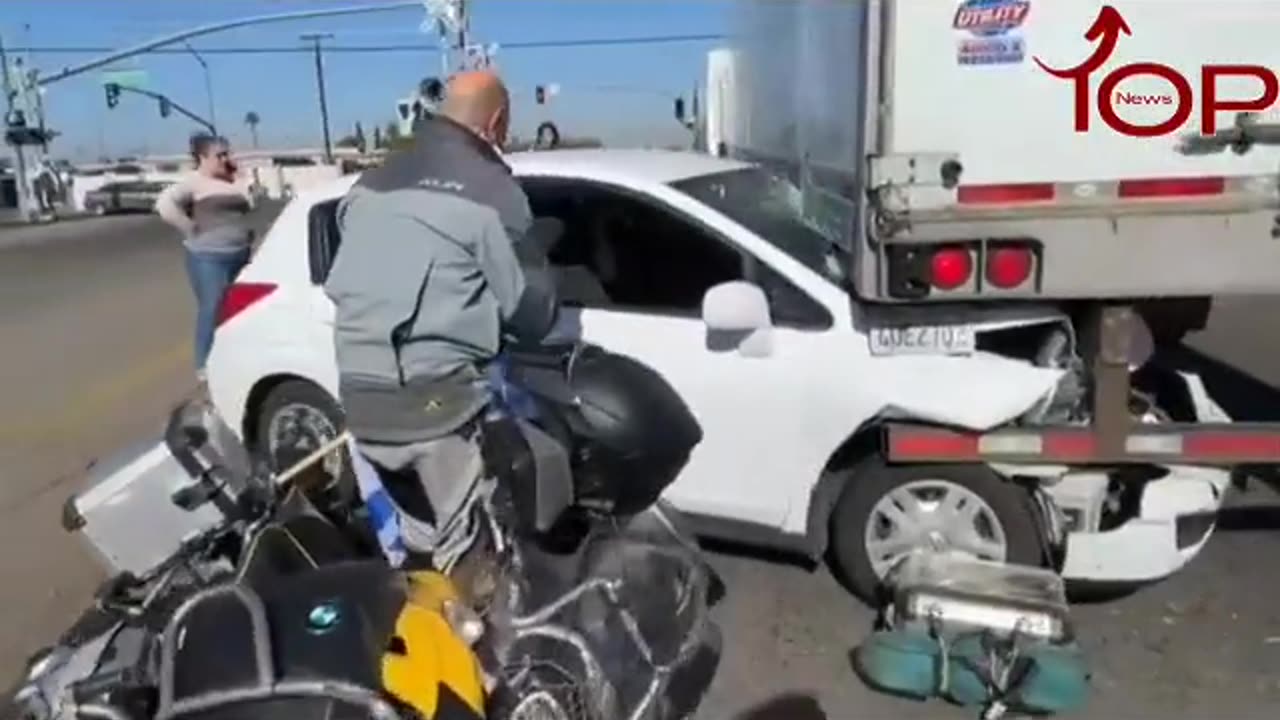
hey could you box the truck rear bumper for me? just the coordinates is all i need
[1059,465,1229,584]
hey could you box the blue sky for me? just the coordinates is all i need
[0,0,729,161]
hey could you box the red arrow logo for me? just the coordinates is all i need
[1035,5,1132,77]
[1035,5,1134,132]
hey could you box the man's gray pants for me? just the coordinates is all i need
[357,429,489,572]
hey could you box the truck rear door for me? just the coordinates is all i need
[885,0,1280,184]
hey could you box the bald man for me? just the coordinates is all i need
[324,71,558,572]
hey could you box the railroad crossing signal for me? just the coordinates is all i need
[105,83,120,109]
[3,108,52,146]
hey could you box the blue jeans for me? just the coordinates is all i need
[184,248,250,371]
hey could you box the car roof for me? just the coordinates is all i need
[294,148,753,208]
[508,148,752,184]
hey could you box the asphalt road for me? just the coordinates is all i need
[1,212,1279,718]
[0,207,281,671]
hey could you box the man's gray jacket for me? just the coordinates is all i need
[324,115,555,444]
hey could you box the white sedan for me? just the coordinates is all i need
[206,148,1231,602]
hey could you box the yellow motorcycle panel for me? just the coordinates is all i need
[381,571,487,719]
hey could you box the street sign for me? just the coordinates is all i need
[101,69,149,90]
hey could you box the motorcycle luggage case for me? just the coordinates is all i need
[62,404,249,577]
[62,437,226,578]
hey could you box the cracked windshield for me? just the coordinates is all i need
[2,1,1280,719]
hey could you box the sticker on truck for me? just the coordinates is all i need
[953,0,1031,66]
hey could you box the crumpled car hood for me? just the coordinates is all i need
[861,305,1069,431]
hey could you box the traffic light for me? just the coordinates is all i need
[674,97,686,122]
[105,83,120,110]
[4,126,53,146]
[534,121,560,150]
[421,77,445,103]
[158,97,172,118]
[535,85,545,105]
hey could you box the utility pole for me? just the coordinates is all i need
[455,0,469,71]
[30,78,46,154]
[424,0,469,74]
[301,33,334,165]
[0,36,34,222]
[20,26,48,156]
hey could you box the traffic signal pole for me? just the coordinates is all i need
[105,83,216,134]
[33,2,423,88]
[0,1,424,224]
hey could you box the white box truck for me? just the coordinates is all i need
[727,0,1280,464]
[712,0,1280,598]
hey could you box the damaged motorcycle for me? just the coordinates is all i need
[12,339,722,720]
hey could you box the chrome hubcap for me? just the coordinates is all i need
[865,479,1009,578]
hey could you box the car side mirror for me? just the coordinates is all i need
[701,281,774,357]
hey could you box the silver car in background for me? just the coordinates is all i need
[83,180,172,216]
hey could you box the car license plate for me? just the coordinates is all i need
[868,324,976,357]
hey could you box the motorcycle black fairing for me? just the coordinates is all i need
[159,561,407,720]
[234,511,360,590]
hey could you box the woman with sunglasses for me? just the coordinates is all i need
[155,133,254,387]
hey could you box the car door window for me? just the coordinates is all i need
[308,198,342,284]
[522,177,832,329]
[747,259,834,330]
[521,178,746,318]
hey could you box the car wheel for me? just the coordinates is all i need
[91,203,106,216]
[255,380,359,522]
[827,458,1045,604]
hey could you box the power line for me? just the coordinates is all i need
[6,34,726,57]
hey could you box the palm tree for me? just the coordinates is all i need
[244,111,261,148]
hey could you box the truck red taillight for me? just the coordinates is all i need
[216,282,277,327]
[985,244,1034,289]
[888,240,1039,299]
[930,246,973,290]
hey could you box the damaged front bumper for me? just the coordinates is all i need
[1053,370,1235,584]
[1057,464,1230,584]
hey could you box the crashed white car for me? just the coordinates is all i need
[206,148,1231,602]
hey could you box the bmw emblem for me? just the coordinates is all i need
[306,601,343,634]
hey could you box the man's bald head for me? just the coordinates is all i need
[441,71,511,148]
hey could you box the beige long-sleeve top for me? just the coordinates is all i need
[154,173,254,254]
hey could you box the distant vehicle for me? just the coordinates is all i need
[83,180,172,216]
